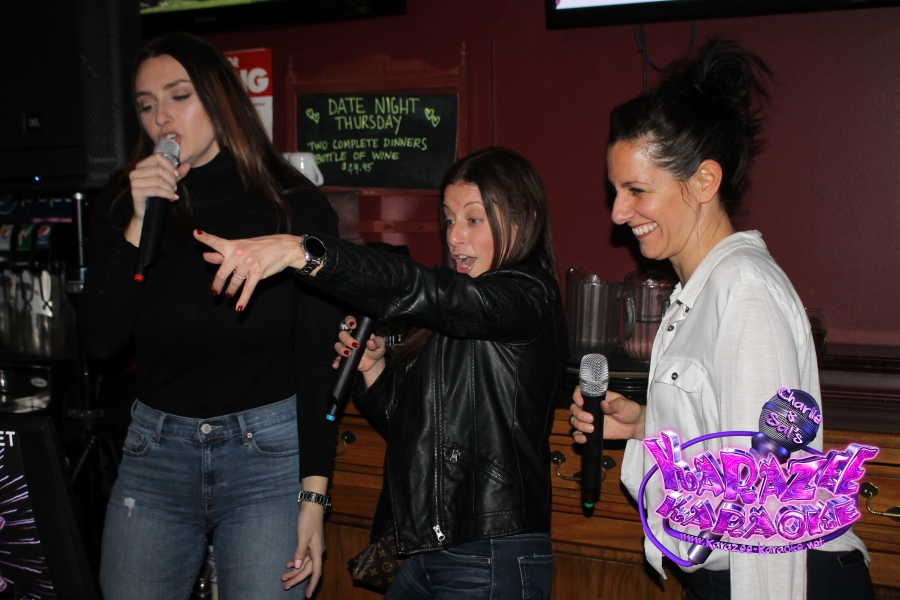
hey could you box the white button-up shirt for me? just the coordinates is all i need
[620,231,868,600]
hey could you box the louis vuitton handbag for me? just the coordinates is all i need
[348,531,404,591]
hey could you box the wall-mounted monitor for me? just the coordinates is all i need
[546,0,900,29]
[142,0,407,37]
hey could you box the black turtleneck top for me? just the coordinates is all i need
[79,153,341,479]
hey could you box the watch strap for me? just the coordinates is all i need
[298,490,332,510]
[294,262,318,277]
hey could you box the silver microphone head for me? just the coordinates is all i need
[154,138,180,168]
[579,353,609,396]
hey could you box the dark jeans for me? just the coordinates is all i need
[385,533,553,600]
[682,549,875,600]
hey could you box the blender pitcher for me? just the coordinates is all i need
[565,266,634,364]
[622,270,675,362]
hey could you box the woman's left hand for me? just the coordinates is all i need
[194,230,307,311]
[282,501,326,596]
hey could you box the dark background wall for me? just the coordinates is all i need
[204,1,900,346]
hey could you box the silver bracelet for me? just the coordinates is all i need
[298,490,332,510]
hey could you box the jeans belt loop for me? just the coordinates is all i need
[238,413,250,446]
[153,409,165,444]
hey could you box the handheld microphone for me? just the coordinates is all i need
[326,315,377,422]
[579,353,609,509]
[685,388,822,564]
[134,138,180,283]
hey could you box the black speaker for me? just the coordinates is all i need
[0,0,140,193]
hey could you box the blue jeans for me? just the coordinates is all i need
[385,533,553,600]
[100,397,306,600]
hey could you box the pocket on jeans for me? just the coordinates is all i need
[248,418,299,458]
[519,553,552,600]
[121,424,154,457]
[439,540,492,565]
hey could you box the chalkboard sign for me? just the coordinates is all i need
[296,93,458,189]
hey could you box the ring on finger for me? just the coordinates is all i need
[232,270,248,281]
[339,322,351,332]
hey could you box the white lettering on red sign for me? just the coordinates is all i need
[241,68,269,95]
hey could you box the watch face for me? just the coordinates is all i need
[304,236,326,260]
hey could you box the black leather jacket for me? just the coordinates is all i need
[304,234,567,554]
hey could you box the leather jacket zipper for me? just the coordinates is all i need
[433,525,446,542]
[444,445,516,486]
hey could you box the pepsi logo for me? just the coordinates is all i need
[36,225,51,240]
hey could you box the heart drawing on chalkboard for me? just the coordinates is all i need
[305,108,320,124]
[424,108,440,128]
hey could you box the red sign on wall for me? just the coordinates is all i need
[224,48,273,140]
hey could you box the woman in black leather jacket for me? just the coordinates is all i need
[195,147,567,599]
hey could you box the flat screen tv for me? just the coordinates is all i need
[546,0,900,28]
[142,0,407,37]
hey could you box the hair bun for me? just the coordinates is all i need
[608,35,770,217]
[685,38,770,107]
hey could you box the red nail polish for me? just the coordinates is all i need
[225,293,232,299]
[348,321,356,328]
[196,229,204,235]
[351,342,359,349]
[343,349,351,356]
[237,305,244,312]
[212,289,218,296]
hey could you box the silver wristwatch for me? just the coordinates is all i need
[297,490,332,510]
[294,235,326,277]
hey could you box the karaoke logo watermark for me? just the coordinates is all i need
[637,388,879,566]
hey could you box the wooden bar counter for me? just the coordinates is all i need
[318,347,900,599]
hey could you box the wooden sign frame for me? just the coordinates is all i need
[285,45,468,192]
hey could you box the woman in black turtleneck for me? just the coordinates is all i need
[78,33,340,600]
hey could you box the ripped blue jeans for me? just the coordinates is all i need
[100,397,305,600]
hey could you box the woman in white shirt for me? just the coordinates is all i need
[569,38,874,600]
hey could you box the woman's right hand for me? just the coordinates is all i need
[125,153,191,246]
[570,387,646,443]
[333,316,387,387]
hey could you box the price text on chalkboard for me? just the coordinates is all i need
[296,93,458,189]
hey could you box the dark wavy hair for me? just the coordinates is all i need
[440,147,559,279]
[609,37,771,215]
[393,148,559,364]
[110,32,314,227]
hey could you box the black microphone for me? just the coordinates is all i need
[326,315,377,422]
[579,353,608,510]
[134,138,180,283]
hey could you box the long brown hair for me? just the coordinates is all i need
[110,32,315,227]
